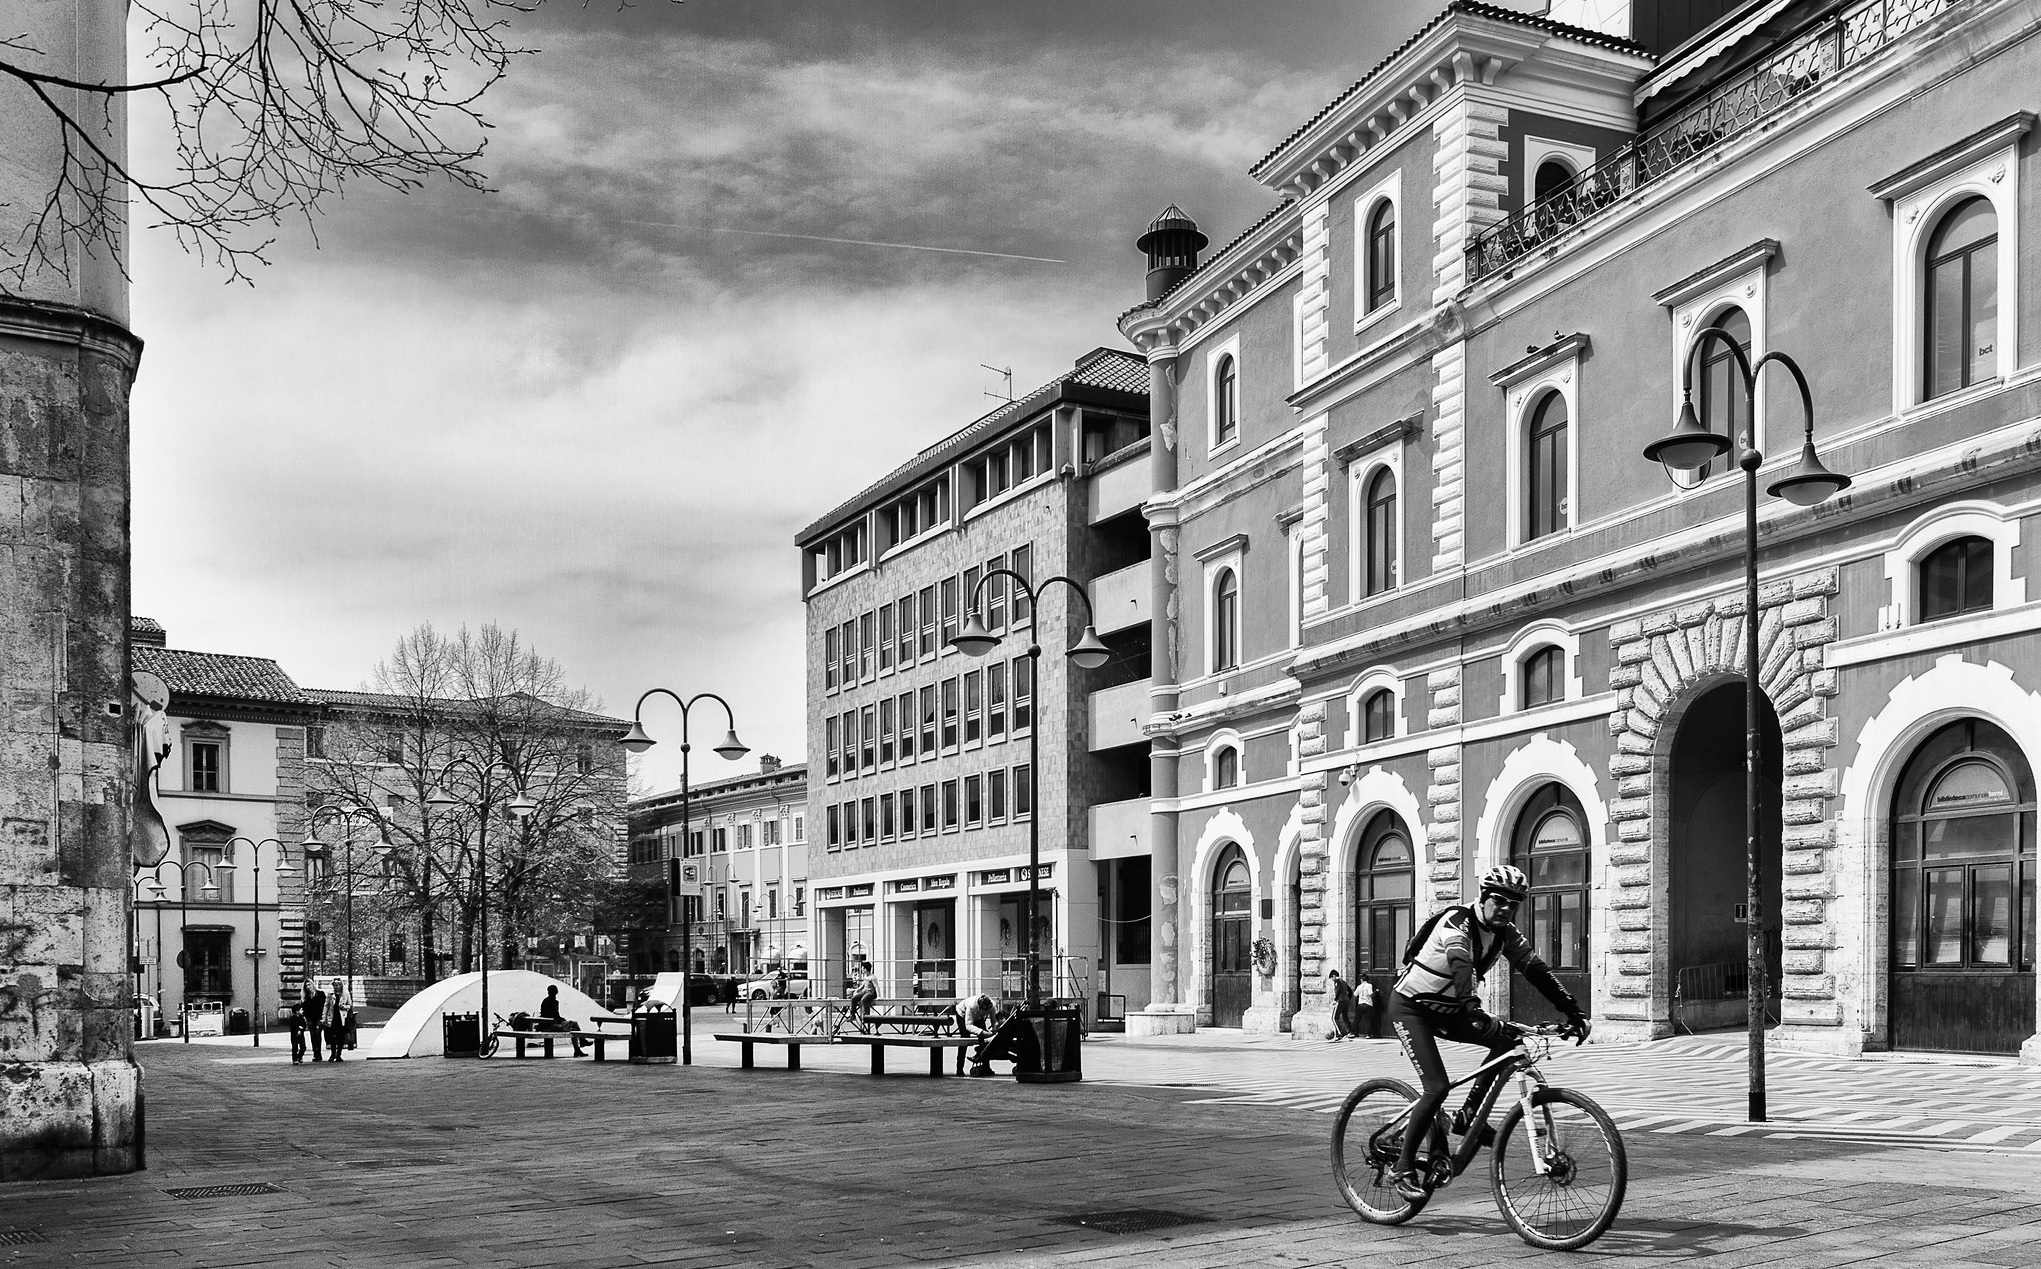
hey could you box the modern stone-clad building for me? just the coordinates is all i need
[797,349,1157,1015]
[1117,0,2041,1057]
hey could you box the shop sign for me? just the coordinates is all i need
[847,884,874,898]
[817,887,845,901]
[978,868,1010,885]
[889,879,920,894]
[920,874,955,891]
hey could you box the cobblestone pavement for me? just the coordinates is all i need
[4,1021,2039,1267]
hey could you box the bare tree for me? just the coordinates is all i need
[1,0,533,286]
[306,622,628,987]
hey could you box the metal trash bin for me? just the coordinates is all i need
[630,1001,677,1065]
[442,1011,482,1059]
[1014,1002,1083,1084]
[226,1007,251,1035]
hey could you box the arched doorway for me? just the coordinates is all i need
[1669,682,1782,1032]
[1211,845,1252,1027]
[1354,810,1414,1035]
[1889,719,2036,1054]
[1510,784,1589,1025]
[1285,857,1303,1026]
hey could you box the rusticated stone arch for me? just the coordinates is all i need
[1605,566,1841,1042]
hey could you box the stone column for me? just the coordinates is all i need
[1,0,144,1180]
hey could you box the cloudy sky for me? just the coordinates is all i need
[127,0,1530,795]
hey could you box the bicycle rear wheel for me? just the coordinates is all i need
[1330,1077,1429,1224]
[1490,1086,1627,1250]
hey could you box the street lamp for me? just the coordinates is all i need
[226,838,294,1047]
[303,806,389,1019]
[619,688,749,1065]
[1642,329,1849,1123]
[423,757,533,1036]
[951,568,1111,1011]
[129,872,167,1038]
[147,857,215,1043]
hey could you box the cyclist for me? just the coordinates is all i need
[1384,863,1588,1202]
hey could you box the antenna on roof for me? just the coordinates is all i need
[980,364,1014,403]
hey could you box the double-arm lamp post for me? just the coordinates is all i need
[225,837,294,1047]
[146,857,215,1043]
[950,569,1111,1007]
[420,757,535,1034]
[1643,328,1850,1123]
[619,689,748,1066]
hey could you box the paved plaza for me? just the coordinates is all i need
[4,1021,2040,1267]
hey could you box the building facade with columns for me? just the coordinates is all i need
[797,349,1156,1016]
[1120,0,2041,1058]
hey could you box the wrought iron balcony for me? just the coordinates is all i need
[1466,0,1965,283]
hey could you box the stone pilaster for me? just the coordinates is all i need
[1296,201,1332,384]
[1424,665,1465,910]
[1298,413,1333,620]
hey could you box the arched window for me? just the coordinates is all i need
[1214,745,1240,789]
[1213,567,1240,672]
[1363,467,1397,597]
[1526,391,1569,540]
[1212,844,1254,1027]
[1355,811,1414,981]
[1214,353,1239,446]
[1925,197,1998,400]
[1920,535,1994,622]
[1693,306,1751,482]
[1521,645,1563,709]
[1509,784,1590,1024]
[1534,159,1576,203]
[1366,200,1396,312]
[1362,688,1395,744]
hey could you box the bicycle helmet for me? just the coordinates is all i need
[1478,863,1529,902]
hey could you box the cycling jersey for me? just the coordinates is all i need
[1394,905,1571,1015]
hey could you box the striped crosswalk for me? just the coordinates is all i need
[1083,1032,2041,1153]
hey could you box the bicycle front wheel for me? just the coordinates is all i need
[1330,1077,1428,1224]
[1490,1086,1627,1250]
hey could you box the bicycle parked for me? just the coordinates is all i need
[1331,1021,1627,1250]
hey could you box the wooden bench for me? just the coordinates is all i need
[482,1028,617,1061]
[712,1032,817,1070]
[834,1033,980,1076]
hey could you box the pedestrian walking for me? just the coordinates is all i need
[1352,973,1379,1039]
[1326,968,1360,1041]
[324,987,350,1062]
[300,981,327,1063]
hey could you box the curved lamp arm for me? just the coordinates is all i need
[955,568,1111,668]
[619,688,747,760]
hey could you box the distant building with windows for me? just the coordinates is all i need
[1113,0,2041,1058]
[129,618,320,1035]
[625,757,809,987]
[797,348,1156,1016]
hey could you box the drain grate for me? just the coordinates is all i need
[0,1230,48,1245]
[1052,1209,1214,1236]
[164,1183,286,1200]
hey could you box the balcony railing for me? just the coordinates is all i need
[1466,0,1964,283]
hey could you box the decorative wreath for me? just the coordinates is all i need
[1251,935,1278,977]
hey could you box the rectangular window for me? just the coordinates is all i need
[1013,429,1035,483]
[897,691,915,762]
[862,798,876,843]
[577,743,594,776]
[712,827,728,853]
[1012,656,1032,731]
[304,726,325,760]
[878,605,894,671]
[795,885,806,916]
[919,585,938,657]
[919,685,937,755]
[793,815,804,842]
[985,557,1007,630]
[736,823,752,849]
[940,577,960,648]
[899,786,916,838]
[826,716,840,779]
[987,663,1007,740]
[843,801,857,848]
[963,565,982,625]
[859,612,876,679]
[1013,763,1032,820]
[861,705,877,772]
[827,806,842,849]
[825,627,839,691]
[841,711,858,779]
[989,768,1007,821]
[897,596,915,667]
[964,670,983,745]
[188,741,222,793]
[879,697,896,765]
[1011,544,1032,622]
[880,793,896,841]
[921,783,938,834]
[965,775,984,827]
[942,779,960,830]
[941,679,959,749]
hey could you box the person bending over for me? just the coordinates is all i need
[1385,865,1588,1202]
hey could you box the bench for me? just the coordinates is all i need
[834,1033,980,1076]
[482,1029,617,1061]
[712,1032,817,1070]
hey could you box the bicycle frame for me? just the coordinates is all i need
[1377,1035,1555,1186]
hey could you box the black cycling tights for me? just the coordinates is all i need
[1385,994,1516,1175]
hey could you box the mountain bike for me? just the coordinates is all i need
[1331,1021,1627,1250]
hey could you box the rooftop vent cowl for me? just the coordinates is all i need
[1136,205,1208,302]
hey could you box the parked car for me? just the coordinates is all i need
[740,969,811,1001]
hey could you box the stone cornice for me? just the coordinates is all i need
[1122,228,1304,353]
[1488,333,1591,389]
[1144,428,1306,521]
[1868,110,2034,202]
[0,293,143,368]
[1651,241,1780,308]
[1332,415,1422,467]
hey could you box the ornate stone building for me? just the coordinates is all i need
[1119,0,2041,1058]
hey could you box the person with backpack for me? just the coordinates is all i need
[1383,864,1588,1203]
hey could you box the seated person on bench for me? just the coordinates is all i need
[533,985,586,1056]
[968,1007,1039,1077]
[847,958,878,1023]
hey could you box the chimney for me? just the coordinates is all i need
[758,754,782,775]
[1136,205,1208,301]
[129,616,167,647]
